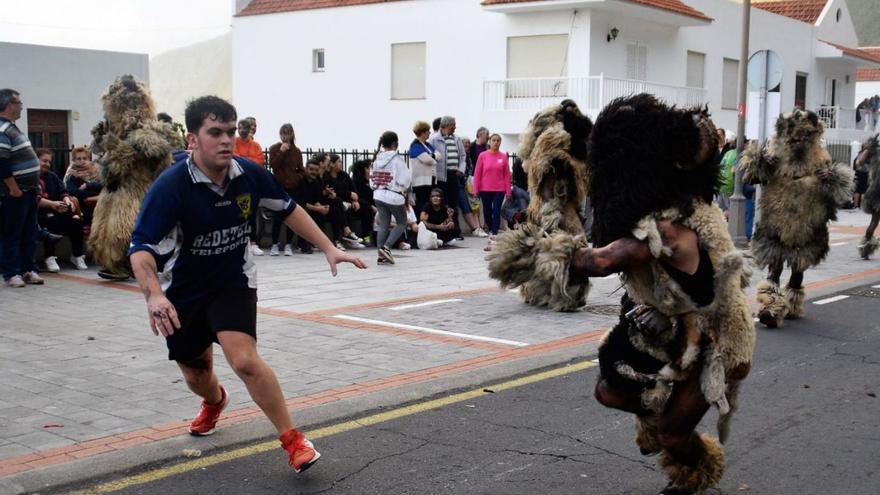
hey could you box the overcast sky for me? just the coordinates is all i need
[0,0,234,57]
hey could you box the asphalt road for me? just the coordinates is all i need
[60,283,880,495]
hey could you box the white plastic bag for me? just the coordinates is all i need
[417,221,442,250]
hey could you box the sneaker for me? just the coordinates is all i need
[269,244,280,256]
[398,242,411,250]
[280,429,321,473]
[378,246,395,264]
[472,228,489,238]
[343,239,365,249]
[44,256,60,273]
[5,276,25,288]
[189,385,229,436]
[300,245,314,254]
[22,271,45,285]
[250,244,265,256]
[283,244,294,256]
[342,231,363,243]
[446,238,459,247]
[70,255,88,270]
[335,241,347,252]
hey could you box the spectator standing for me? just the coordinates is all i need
[36,148,87,272]
[473,133,511,250]
[268,123,305,256]
[408,121,438,214]
[129,95,366,474]
[468,127,489,166]
[420,188,460,246]
[371,131,411,265]
[0,88,43,287]
[234,118,266,255]
[459,138,486,236]
[718,145,737,218]
[430,116,467,235]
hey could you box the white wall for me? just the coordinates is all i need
[0,42,149,147]
[232,0,585,150]
[816,0,860,47]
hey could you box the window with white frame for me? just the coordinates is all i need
[686,51,705,88]
[722,58,739,109]
[391,42,426,100]
[506,34,569,97]
[626,43,647,80]
[312,49,325,72]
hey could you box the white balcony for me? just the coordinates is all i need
[816,105,875,142]
[482,74,708,134]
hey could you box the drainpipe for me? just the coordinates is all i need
[728,0,750,248]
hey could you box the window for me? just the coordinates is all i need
[722,58,739,109]
[506,34,569,97]
[795,73,808,110]
[686,51,705,88]
[626,43,647,80]
[391,42,426,100]
[312,49,325,72]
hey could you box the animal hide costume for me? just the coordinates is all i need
[88,75,179,279]
[487,99,592,311]
[490,94,755,494]
[857,135,880,259]
[740,110,853,327]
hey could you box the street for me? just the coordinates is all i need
[61,282,880,495]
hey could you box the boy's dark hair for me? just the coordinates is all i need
[306,156,321,166]
[313,151,328,163]
[329,153,341,163]
[432,117,442,132]
[157,112,173,124]
[184,96,237,133]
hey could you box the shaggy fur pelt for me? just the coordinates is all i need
[658,433,725,493]
[860,135,880,214]
[588,94,719,248]
[859,236,880,259]
[740,110,854,273]
[755,280,788,328]
[783,286,805,319]
[88,75,179,277]
[487,100,592,311]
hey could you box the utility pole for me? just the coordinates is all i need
[728,0,750,247]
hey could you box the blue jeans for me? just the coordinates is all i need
[480,191,505,235]
[744,198,755,240]
[1,190,39,279]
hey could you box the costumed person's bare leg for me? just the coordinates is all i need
[859,212,880,259]
[784,270,806,319]
[756,263,788,328]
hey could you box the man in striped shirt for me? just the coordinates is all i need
[430,115,467,234]
[0,89,43,287]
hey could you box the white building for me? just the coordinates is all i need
[856,48,880,104]
[0,42,149,171]
[232,0,880,151]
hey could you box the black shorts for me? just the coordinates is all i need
[166,288,258,362]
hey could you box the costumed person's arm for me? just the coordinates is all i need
[816,160,855,207]
[569,238,653,278]
[738,141,777,185]
[126,122,177,174]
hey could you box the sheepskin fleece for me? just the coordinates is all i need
[861,135,880,214]
[88,75,179,275]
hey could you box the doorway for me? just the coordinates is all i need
[27,109,69,176]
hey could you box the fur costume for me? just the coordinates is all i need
[490,94,754,493]
[487,100,593,311]
[740,110,853,326]
[88,75,179,278]
[857,135,880,259]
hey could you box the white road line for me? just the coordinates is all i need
[389,299,463,311]
[873,285,880,289]
[813,295,850,305]
[332,314,530,347]
[830,242,848,246]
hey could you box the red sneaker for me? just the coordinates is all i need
[280,429,321,473]
[189,385,228,436]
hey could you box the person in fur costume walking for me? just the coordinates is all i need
[740,110,853,328]
[88,75,180,280]
[490,94,755,495]
[856,135,880,259]
[487,99,593,311]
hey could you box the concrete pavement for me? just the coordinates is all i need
[0,209,878,493]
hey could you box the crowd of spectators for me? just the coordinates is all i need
[1,85,530,283]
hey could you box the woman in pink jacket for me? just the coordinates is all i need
[473,134,511,249]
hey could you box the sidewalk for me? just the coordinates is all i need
[1,210,878,493]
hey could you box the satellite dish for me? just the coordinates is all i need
[747,50,783,92]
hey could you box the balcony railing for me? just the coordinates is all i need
[816,105,857,130]
[482,74,707,116]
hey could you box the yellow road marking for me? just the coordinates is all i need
[68,360,597,495]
